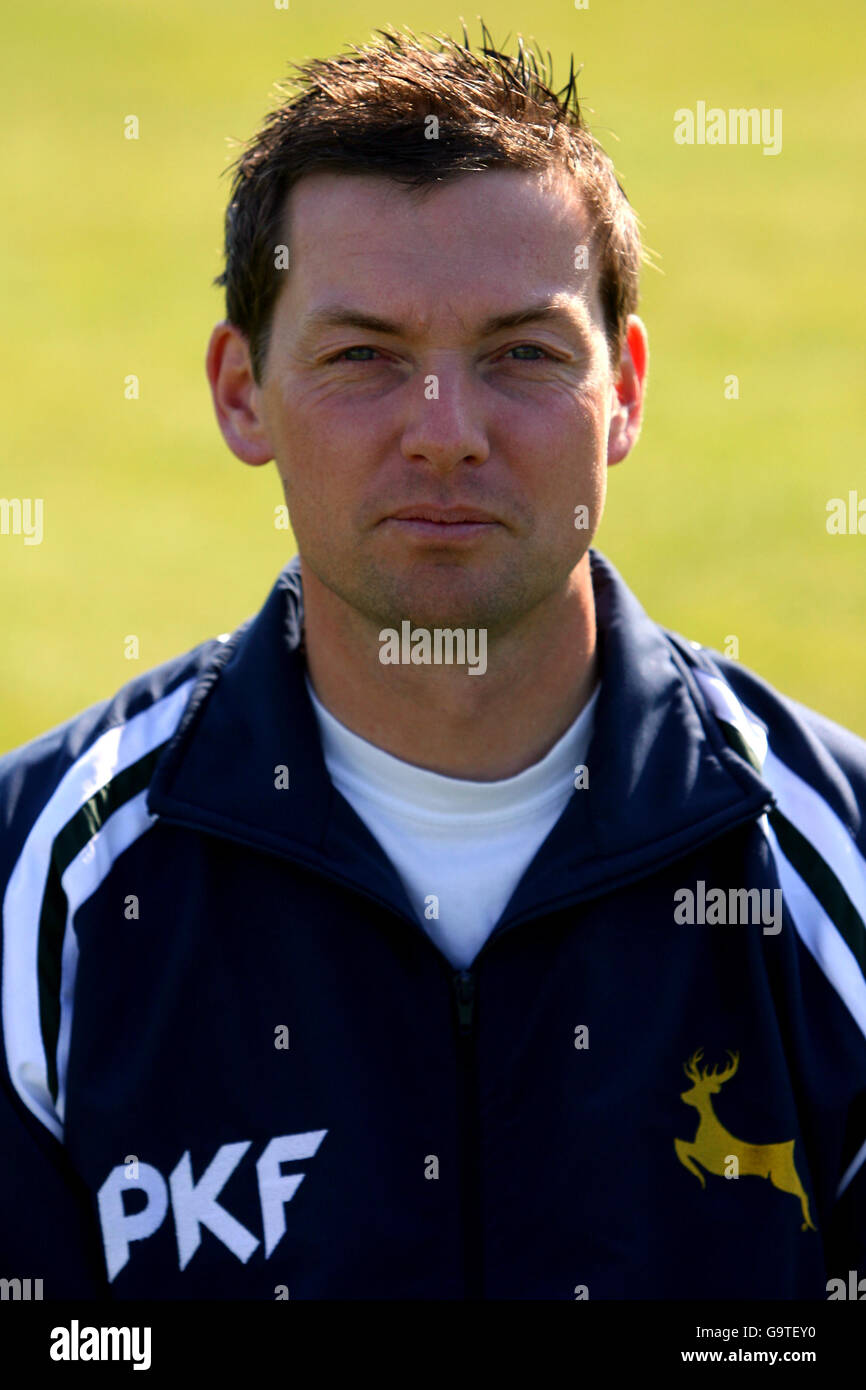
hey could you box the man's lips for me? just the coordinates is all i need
[386,506,499,524]
[381,506,502,542]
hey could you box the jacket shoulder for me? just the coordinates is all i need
[0,637,225,870]
[666,633,866,849]
[0,635,232,1141]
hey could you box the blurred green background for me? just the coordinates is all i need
[2,0,864,750]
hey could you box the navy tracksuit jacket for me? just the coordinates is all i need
[1,549,865,1299]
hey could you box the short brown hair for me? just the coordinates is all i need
[213,22,646,384]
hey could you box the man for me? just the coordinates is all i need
[1,26,864,1301]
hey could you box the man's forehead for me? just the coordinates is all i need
[284,165,595,248]
[280,168,603,334]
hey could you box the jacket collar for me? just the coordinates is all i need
[147,550,774,930]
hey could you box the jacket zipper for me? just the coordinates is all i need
[452,968,482,1300]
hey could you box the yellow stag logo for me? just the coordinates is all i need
[674,1048,816,1231]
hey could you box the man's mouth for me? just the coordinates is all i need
[386,506,499,524]
[381,507,501,542]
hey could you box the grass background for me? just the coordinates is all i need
[2,0,864,751]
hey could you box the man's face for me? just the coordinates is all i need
[241,168,642,635]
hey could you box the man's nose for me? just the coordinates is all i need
[398,366,490,474]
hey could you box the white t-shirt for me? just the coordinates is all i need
[305,675,598,970]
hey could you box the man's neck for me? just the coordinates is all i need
[299,560,598,782]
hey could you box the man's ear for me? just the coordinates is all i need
[205,321,274,466]
[607,315,648,466]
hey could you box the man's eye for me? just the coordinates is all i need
[334,346,381,362]
[504,344,550,361]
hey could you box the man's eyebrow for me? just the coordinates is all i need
[477,302,590,337]
[298,301,591,342]
[300,307,403,337]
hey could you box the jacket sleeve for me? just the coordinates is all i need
[0,651,213,1298]
[704,650,866,1286]
[0,715,114,1298]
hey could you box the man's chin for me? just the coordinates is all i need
[360,568,529,640]
[376,601,493,635]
